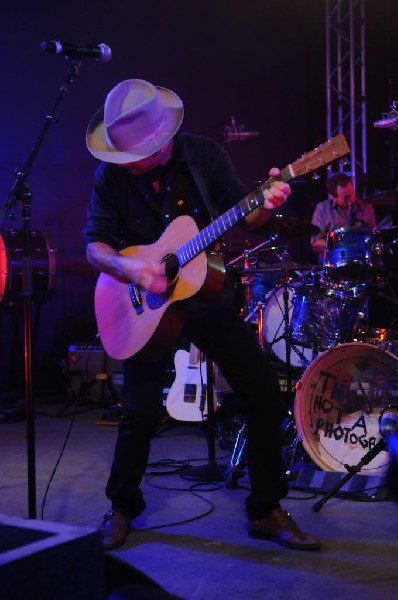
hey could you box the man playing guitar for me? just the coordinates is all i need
[84,78,326,551]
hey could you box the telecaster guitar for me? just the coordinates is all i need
[94,134,350,360]
[166,344,218,422]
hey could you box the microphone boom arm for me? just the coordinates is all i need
[4,59,82,222]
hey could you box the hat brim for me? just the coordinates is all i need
[86,86,184,163]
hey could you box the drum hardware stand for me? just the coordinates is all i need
[279,264,295,403]
[225,236,282,270]
[284,432,304,480]
[244,301,265,349]
[1,58,85,519]
[224,421,247,489]
[288,342,312,370]
[180,357,229,482]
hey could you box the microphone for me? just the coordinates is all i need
[40,41,112,63]
[379,405,398,500]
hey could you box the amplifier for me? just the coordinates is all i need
[68,342,123,404]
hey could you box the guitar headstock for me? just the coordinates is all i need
[290,134,350,178]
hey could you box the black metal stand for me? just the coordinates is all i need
[280,266,294,403]
[2,59,83,519]
[61,346,121,417]
[312,438,386,512]
[180,357,229,482]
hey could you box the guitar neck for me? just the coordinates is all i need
[176,168,292,268]
[188,343,201,367]
[175,134,349,268]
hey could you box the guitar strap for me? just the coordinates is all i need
[181,138,216,223]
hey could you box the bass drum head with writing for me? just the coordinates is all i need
[294,343,397,475]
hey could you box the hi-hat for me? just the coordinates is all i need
[258,214,320,239]
[365,190,398,206]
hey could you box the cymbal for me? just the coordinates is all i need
[240,263,324,273]
[374,117,398,130]
[258,214,320,239]
[365,190,398,206]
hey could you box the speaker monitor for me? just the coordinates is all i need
[0,513,104,600]
[68,343,123,404]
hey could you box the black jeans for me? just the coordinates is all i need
[105,300,288,521]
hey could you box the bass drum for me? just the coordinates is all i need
[294,343,398,475]
[0,230,56,304]
[262,283,315,368]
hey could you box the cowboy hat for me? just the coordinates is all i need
[86,79,184,163]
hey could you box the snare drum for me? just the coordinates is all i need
[0,230,56,304]
[294,343,396,475]
[290,283,361,350]
[324,227,383,281]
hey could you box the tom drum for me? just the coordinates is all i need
[324,227,383,282]
[0,230,56,304]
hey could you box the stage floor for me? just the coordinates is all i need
[0,394,397,599]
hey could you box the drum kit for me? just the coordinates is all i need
[226,206,398,478]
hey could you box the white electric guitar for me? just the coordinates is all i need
[166,344,218,422]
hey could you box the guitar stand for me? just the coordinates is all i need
[180,357,229,482]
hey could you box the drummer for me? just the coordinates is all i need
[310,173,376,260]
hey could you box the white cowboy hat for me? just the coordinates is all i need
[86,79,184,163]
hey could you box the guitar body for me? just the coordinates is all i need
[166,348,218,422]
[95,215,225,360]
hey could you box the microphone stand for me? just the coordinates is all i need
[2,59,83,519]
[312,439,386,512]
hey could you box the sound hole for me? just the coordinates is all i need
[162,253,179,283]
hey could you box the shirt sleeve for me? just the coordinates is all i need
[311,201,328,242]
[82,162,126,249]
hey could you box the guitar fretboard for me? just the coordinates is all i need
[176,166,293,268]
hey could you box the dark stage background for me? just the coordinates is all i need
[1,0,397,392]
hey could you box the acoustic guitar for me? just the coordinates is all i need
[94,135,350,360]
